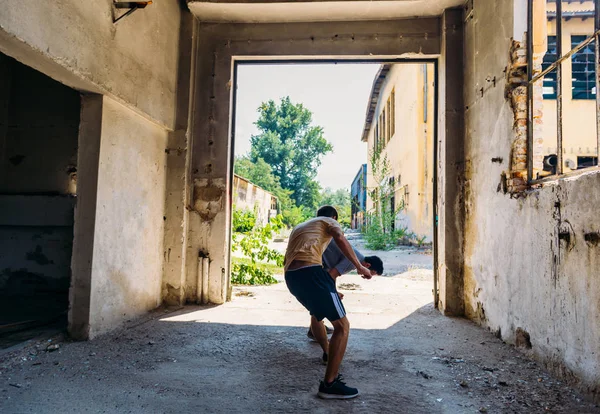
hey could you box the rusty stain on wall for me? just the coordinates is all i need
[584,232,600,246]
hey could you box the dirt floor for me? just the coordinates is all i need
[1,251,599,413]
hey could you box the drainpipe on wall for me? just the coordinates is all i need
[197,254,209,304]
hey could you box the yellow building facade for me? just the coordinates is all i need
[362,63,435,241]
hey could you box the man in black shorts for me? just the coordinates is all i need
[284,205,374,399]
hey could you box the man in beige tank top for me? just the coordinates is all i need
[284,205,373,399]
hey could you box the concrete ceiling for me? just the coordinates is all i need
[187,0,466,23]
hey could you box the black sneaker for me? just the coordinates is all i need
[317,375,359,400]
[321,352,328,365]
[307,326,335,341]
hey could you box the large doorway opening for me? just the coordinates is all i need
[0,53,80,347]
[227,60,438,321]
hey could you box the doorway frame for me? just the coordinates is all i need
[186,11,465,315]
[229,58,440,308]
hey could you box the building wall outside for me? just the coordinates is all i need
[88,96,167,338]
[351,164,367,230]
[538,1,598,176]
[463,0,600,397]
[365,64,435,241]
[351,165,365,230]
[232,174,278,227]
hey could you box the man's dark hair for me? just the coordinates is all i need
[364,256,384,275]
[317,205,338,219]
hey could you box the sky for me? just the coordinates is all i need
[234,63,380,191]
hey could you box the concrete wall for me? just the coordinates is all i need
[463,0,600,397]
[87,97,167,338]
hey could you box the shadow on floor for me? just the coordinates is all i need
[0,303,598,413]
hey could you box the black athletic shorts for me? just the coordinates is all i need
[285,265,346,322]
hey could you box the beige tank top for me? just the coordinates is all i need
[284,217,341,272]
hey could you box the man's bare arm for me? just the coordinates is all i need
[328,227,372,279]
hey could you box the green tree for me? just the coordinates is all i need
[319,187,351,228]
[250,97,332,209]
[234,156,281,194]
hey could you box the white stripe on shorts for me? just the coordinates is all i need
[330,292,345,319]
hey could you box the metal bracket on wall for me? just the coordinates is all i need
[464,0,474,22]
[113,1,152,24]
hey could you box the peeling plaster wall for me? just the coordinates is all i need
[463,0,600,397]
[87,97,167,338]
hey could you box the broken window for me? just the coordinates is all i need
[542,35,558,99]
[571,35,596,99]
[527,0,599,181]
[577,155,598,168]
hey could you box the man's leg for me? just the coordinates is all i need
[310,315,329,354]
[324,316,350,383]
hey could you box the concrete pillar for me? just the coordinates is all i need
[185,32,232,305]
[69,94,103,340]
[437,8,466,316]
[162,12,195,306]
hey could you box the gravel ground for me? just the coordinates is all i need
[1,268,598,413]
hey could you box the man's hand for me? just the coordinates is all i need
[338,292,344,300]
[357,264,373,280]
[329,226,373,279]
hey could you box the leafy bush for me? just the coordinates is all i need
[363,215,412,250]
[231,263,278,285]
[233,207,256,233]
[363,218,390,250]
[231,215,285,285]
[281,205,306,228]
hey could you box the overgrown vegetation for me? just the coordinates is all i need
[362,143,406,250]
[232,208,256,233]
[360,143,429,250]
[231,214,285,285]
